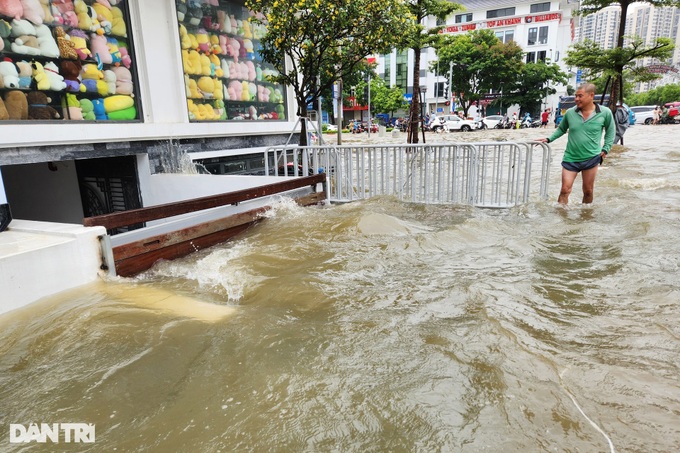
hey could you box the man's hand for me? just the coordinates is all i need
[537,138,549,143]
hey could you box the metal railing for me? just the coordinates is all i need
[265,142,552,208]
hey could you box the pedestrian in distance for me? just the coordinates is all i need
[537,83,615,205]
[613,102,629,145]
[541,109,550,128]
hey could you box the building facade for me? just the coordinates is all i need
[377,0,579,117]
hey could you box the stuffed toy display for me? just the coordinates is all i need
[79,96,94,119]
[61,92,83,119]
[34,23,59,57]
[91,97,106,119]
[0,59,20,88]
[27,90,60,119]
[20,0,45,25]
[39,0,53,24]
[60,58,84,92]
[15,59,31,88]
[68,28,91,60]
[90,31,111,64]
[3,89,28,119]
[30,60,49,90]
[0,19,11,51]
[54,25,78,59]
[0,95,8,120]
[111,65,132,95]
[110,6,126,36]
[42,60,66,91]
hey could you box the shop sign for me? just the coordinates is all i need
[440,23,477,34]
[524,13,562,24]
[486,17,521,28]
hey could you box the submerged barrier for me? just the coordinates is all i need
[265,142,552,208]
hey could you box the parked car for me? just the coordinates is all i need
[630,105,656,125]
[323,123,338,132]
[481,115,504,129]
[431,114,477,132]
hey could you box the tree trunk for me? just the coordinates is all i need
[611,0,631,109]
[298,102,308,146]
[408,47,422,144]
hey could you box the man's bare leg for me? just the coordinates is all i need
[558,168,578,204]
[581,165,599,204]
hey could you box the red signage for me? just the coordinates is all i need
[524,13,562,24]
[440,12,562,34]
[486,17,521,28]
[440,23,477,34]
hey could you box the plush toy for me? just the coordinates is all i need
[59,59,84,92]
[227,80,240,101]
[10,17,35,36]
[92,97,106,119]
[79,97,94,119]
[186,99,198,120]
[100,67,114,90]
[68,28,91,60]
[196,76,214,99]
[117,40,131,68]
[213,78,223,100]
[111,65,132,95]
[178,23,190,50]
[30,60,49,90]
[219,58,230,79]
[110,6,125,36]
[41,61,66,91]
[20,0,44,24]
[11,33,40,55]
[34,23,59,57]
[54,26,77,59]
[27,90,59,119]
[104,94,135,119]
[213,99,226,120]
[216,10,228,33]
[255,64,262,81]
[245,60,256,81]
[0,0,24,20]
[74,0,93,30]
[61,92,82,119]
[4,90,28,119]
[38,0,53,24]
[199,53,211,76]
[106,36,121,65]
[241,20,252,40]
[243,39,254,60]
[225,36,239,61]
[185,75,199,98]
[90,32,111,64]
[247,82,256,101]
[176,0,187,22]
[186,2,202,26]
[15,60,32,88]
[0,20,11,51]
[92,2,111,34]
[257,85,270,103]
[52,0,77,27]
[0,96,8,120]
[80,62,102,93]
[195,28,209,53]
[240,80,249,101]
[209,53,222,77]
[0,60,20,88]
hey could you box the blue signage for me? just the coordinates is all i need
[404,93,413,103]
[576,69,582,84]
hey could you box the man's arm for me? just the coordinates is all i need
[602,109,615,153]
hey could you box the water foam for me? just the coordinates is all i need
[616,177,680,191]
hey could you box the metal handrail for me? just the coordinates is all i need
[265,141,552,207]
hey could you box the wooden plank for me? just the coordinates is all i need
[114,223,252,277]
[295,192,326,207]
[84,173,326,230]
[113,207,268,261]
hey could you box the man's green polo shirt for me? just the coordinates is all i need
[548,104,615,162]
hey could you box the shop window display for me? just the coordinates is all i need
[176,0,286,122]
[0,0,139,122]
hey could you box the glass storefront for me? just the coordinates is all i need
[0,0,139,121]
[175,0,287,121]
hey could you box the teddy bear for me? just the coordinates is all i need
[34,23,59,57]
[257,85,270,103]
[68,28,91,60]
[59,59,84,92]
[30,60,50,90]
[0,0,24,20]
[90,32,111,64]
[247,82,256,101]
[0,60,20,88]
[53,26,77,60]
[79,97,94,120]
[15,60,32,88]
[111,65,132,95]
[4,90,28,119]
[227,80,241,101]
[245,60,256,81]
[20,0,44,25]
[176,0,187,22]
[27,90,59,119]
[0,19,11,51]
[243,39,254,60]
[60,92,82,119]
[110,5,125,36]
[0,96,8,120]
[42,61,66,91]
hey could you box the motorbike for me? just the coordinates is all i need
[494,117,512,129]
[474,118,487,130]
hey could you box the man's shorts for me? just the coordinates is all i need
[561,154,602,172]
[541,121,548,126]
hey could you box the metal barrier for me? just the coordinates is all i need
[265,142,552,207]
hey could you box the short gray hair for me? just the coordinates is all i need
[578,83,596,94]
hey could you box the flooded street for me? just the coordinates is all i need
[1,124,679,452]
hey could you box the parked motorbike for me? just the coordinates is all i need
[519,117,534,128]
[474,118,487,130]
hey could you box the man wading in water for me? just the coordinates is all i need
[538,83,614,204]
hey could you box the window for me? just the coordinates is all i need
[383,53,391,84]
[395,51,408,92]
[530,2,551,13]
[455,13,473,24]
[175,1,287,122]
[528,27,537,45]
[487,8,515,19]
[537,50,547,62]
[435,81,447,98]
[0,0,140,122]
[526,52,536,64]
[538,26,549,44]
[496,30,515,44]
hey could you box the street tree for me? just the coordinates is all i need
[435,29,524,117]
[368,79,409,119]
[574,0,680,107]
[399,0,461,143]
[501,61,568,116]
[246,0,411,145]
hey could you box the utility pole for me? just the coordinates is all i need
[448,61,453,114]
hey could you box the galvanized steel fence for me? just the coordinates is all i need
[265,142,552,208]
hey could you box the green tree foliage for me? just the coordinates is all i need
[368,78,409,117]
[246,0,411,145]
[626,83,680,106]
[573,0,680,107]
[501,62,569,116]
[435,29,524,116]
[399,0,461,143]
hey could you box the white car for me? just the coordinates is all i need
[323,123,338,132]
[431,114,476,132]
[478,114,504,129]
[630,105,657,125]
